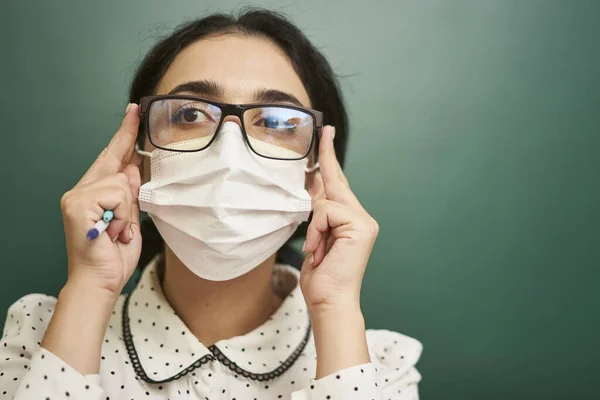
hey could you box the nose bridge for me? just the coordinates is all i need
[219,103,245,128]
[221,114,243,126]
[214,103,249,149]
[212,119,250,163]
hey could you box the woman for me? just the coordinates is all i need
[0,9,422,399]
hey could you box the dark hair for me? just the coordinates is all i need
[129,8,349,268]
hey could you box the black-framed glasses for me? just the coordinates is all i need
[139,95,323,161]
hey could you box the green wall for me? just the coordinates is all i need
[2,1,599,399]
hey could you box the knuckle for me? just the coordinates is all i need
[60,191,72,210]
[117,186,130,203]
[321,200,333,212]
[355,216,379,239]
[115,172,129,186]
[115,174,132,199]
[60,191,82,219]
[313,198,329,211]
[370,218,380,236]
[60,191,78,213]
[355,225,371,240]
[96,147,108,160]
[306,223,319,235]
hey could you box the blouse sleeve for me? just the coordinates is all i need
[291,329,423,400]
[0,294,104,400]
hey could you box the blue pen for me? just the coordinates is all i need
[86,210,114,240]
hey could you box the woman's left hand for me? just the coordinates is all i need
[300,125,379,314]
[300,125,378,378]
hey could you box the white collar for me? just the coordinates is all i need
[122,256,311,383]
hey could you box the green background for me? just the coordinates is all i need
[1,1,599,399]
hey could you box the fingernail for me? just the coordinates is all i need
[302,240,306,253]
[125,103,132,115]
[129,226,134,240]
[309,253,314,265]
[331,126,336,140]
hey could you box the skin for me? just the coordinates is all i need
[42,34,378,380]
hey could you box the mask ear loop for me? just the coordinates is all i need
[135,143,153,158]
[304,162,320,173]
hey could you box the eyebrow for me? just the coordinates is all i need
[167,79,305,107]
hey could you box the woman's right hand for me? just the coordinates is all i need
[60,103,142,297]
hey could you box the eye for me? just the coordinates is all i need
[171,106,213,125]
[257,115,297,130]
[183,109,202,122]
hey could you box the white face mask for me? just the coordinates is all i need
[137,121,313,281]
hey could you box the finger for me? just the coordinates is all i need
[129,196,141,239]
[77,103,140,186]
[121,164,141,203]
[78,173,133,241]
[325,233,336,254]
[118,163,141,242]
[78,173,133,215]
[311,230,329,267]
[318,126,362,209]
[305,204,326,255]
[107,103,140,164]
[79,186,131,241]
[130,150,143,169]
[305,200,355,254]
[78,172,133,193]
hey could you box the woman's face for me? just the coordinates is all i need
[141,33,321,195]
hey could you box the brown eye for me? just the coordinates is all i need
[183,109,198,122]
[179,109,209,123]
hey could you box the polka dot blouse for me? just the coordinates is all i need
[0,258,422,399]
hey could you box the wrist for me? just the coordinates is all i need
[310,306,365,341]
[309,301,363,324]
[60,277,120,311]
[65,269,123,303]
[310,306,370,379]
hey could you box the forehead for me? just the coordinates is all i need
[155,34,312,107]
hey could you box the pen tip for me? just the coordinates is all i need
[87,228,99,240]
